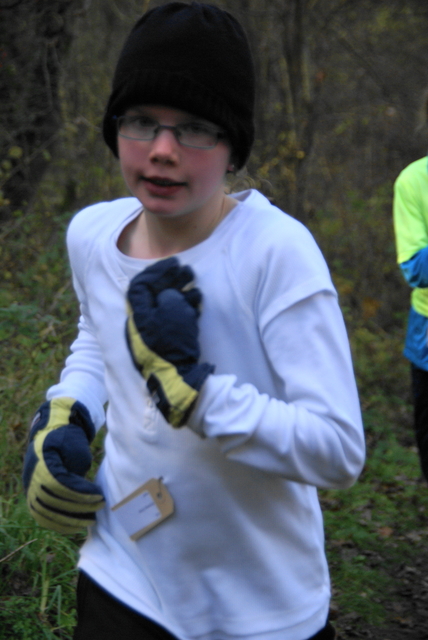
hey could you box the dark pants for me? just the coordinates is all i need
[73,572,335,640]
[411,364,428,481]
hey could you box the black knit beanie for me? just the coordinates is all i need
[102,2,255,170]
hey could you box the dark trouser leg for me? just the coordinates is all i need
[307,619,336,639]
[73,571,179,640]
[74,571,336,640]
[411,364,428,481]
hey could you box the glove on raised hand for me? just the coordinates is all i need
[23,397,105,534]
[126,257,214,427]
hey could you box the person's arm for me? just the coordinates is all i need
[46,312,108,430]
[126,254,364,490]
[399,248,428,288]
[393,168,428,277]
[23,210,108,533]
[394,175,428,287]
[187,290,365,490]
[23,307,107,533]
[46,207,109,425]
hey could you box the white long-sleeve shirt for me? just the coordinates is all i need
[48,189,364,640]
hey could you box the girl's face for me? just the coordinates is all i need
[117,105,232,224]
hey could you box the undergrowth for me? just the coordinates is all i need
[1,194,427,638]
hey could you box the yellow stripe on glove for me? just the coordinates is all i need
[23,397,105,534]
[126,310,199,427]
[125,258,214,428]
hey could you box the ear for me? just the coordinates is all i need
[226,148,239,175]
[227,154,238,173]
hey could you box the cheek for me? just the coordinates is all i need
[193,147,231,185]
[118,139,144,170]
[190,162,226,195]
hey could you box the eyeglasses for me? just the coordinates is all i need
[115,115,226,149]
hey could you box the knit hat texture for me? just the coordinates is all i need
[102,2,255,169]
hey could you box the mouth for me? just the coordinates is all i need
[142,176,186,187]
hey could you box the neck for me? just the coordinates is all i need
[123,194,237,259]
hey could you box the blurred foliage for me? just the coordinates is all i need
[0,0,87,218]
[4,0,425,225]
[308,183,408,332]
[3,0,427,226]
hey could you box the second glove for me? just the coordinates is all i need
[23,397,105,534]
[126,257,214,427]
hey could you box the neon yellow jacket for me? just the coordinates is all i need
[393,156,428,317]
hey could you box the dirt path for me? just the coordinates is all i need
[334,546,428,639]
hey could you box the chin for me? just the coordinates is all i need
[144,205,188,219]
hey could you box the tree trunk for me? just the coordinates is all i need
[0,0,85,221]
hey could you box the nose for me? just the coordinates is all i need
[148,128,180,164]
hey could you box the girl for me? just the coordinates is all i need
[23,4,365,639]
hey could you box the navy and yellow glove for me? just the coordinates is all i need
[126,257,214,427]
[23,397,105,534]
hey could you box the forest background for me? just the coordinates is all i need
[2,0,428,638]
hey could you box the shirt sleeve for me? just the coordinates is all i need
[393,168,428,264]
[187,290,365,490]
[46,211,108,430]
[400,247,428,288]
[46,315,108,431]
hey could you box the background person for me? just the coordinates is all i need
[393,151,428,481]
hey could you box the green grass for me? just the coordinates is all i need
[0,493,81,639]
[320,356,428,632]
[1,201,426,637]
[0,209,82,639]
